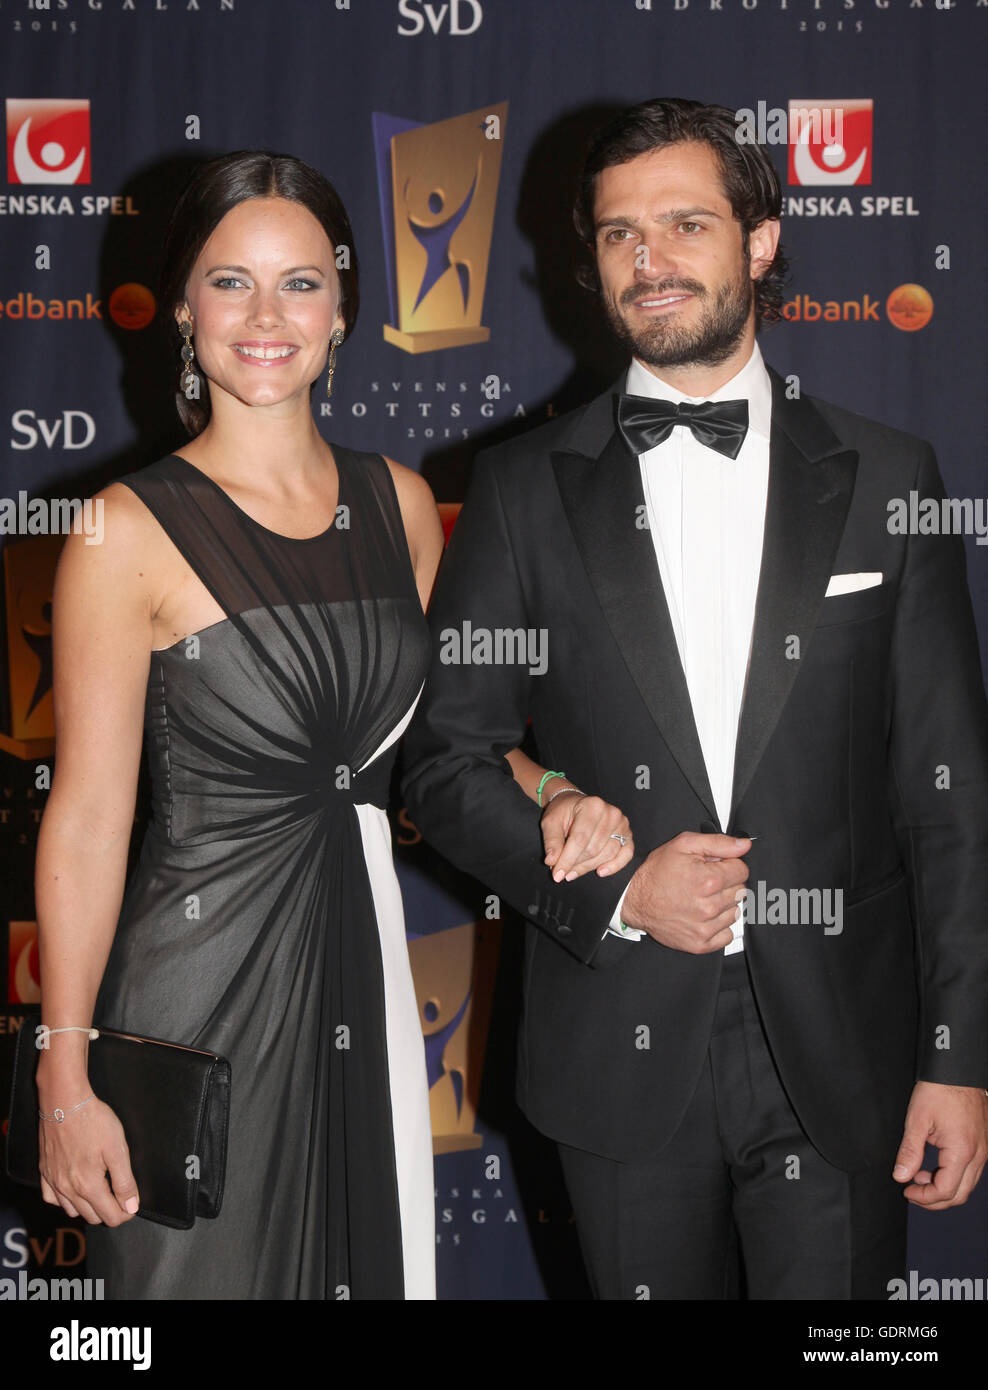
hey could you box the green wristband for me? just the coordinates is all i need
[536,770,566,807]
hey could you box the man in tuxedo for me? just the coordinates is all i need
[402,97,988,1299]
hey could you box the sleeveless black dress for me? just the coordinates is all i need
[84,448,435,1299]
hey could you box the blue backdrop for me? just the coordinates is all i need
[0,0,985,1303]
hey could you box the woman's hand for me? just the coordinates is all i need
[38,1096,140,1226]
[500,750,634,882]
[541,789,634,882]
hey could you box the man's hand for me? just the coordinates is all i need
[620,831,751,953]
[541,792,634,882]
[893,1081,988,1209]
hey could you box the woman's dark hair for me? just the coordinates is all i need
[573,97,789,326]
[158,150,360,437]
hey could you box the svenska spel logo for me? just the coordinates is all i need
[787,99,873,187]
[6,98,91,185]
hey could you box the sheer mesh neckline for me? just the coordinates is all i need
[167,450,346,544]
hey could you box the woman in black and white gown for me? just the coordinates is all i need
[33,150,635,1299]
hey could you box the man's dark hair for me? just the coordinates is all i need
[573,97,789,326]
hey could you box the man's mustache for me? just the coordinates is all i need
[620,278,707,306]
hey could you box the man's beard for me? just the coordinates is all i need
[603,264,753,369]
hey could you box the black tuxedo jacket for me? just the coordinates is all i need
[402,365,988,1169]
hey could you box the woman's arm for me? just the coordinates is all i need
[503,750,580,806]
[504,748,633,883]
[34,482,155,1225]
[382,461,632,885]
[503,748,580,805]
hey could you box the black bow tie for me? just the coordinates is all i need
[616,393,750,461]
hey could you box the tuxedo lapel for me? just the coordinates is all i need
[550,368,859,831]
[551,384,718,823]
[727,368,859,823]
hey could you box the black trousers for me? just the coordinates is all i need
[557,949,908,1300]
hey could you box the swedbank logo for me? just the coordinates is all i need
[783,283,933,332]
[108,283,156,331]
[885,283,934,332]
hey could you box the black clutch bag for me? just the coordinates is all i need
[5,1015,231,1230]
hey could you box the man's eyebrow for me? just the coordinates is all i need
[594,207,723,232]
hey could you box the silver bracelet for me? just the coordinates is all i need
[39,1092,96,1124]
[543,786,585,808]
[36,1025,100,1041]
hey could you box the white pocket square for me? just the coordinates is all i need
[825,572,883,597]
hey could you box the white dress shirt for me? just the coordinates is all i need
[605,341,772,954]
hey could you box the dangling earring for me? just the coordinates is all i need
[178,319,199,400]
[326,328,345,398]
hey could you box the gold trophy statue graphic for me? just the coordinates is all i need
[408,920,502,1154]
[377,103,508,354]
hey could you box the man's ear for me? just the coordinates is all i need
[748,218,781,282]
